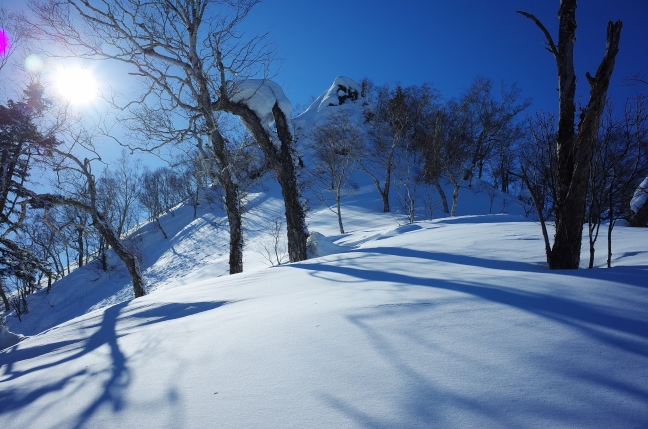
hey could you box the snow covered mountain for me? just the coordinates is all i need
[1,78,648,428]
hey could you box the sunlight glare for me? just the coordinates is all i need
[54,66,99,105]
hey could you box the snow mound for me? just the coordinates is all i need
[320,76,363,108]
[0,323,22,351]
[231,79,292,129]
[630,176,648,213]
[306,231,346,258]
[294,76,372,132]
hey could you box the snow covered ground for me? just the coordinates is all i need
[1,172,647,428]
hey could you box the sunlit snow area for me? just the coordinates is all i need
[1,174,647,428]
[1,77,647,429]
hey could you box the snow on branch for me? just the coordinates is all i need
[230,79,292,131]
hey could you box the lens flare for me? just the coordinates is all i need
[25,55,43,72]
[0,29,10,57]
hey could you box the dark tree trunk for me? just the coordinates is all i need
[0,281,9,312]
[76,227,84,267]
[519,2,622,269]
[222,176,243,274]
[629,200,648,227]
[382,153,393,213]
[92,211,146,298]
[221,100,308,262]
[434,178,450,213]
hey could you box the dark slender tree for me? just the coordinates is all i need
[519,1,622,269]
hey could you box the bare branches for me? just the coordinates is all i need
[516,11,559,58]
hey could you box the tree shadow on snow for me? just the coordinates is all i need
[295,259,648,428]
[294,261,648,354]
[0,300,228,427]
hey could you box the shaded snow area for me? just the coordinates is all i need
[631,176,648,213]
[231,79,292,130]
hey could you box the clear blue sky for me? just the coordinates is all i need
[240,0,648,113]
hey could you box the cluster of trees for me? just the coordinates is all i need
[0,0,647,319]
[0,0,314,309]
[307,1,646,272]
[306,76,530,231]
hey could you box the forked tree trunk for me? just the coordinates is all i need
[519,2,622,269]
[221,100,309,263]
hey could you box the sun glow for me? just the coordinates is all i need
[54,66,98,105]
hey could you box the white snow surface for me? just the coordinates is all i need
[230,79,292,130]
[0,325,21,351]
[1,103,648,427]
[294,76,371,132]
[630,176,648,213]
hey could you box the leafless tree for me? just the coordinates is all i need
[306,110,362,233]
[518,111,559,261]
[460,76,529,185]
[518,1,622,269]
[29,0,268,273]
[587,96,648,267]
[31,138,146,298]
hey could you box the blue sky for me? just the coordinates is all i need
[240,0,648,113]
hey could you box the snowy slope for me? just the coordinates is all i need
[1,209,647,428]
[1,77,648,428]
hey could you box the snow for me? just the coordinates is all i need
[630,176,648,213]
[1,88,648,427]
[0,324,21,351]
[294,76,371,132]
[230,79,292,130]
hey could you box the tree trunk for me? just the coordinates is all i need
[93,212,146,298]
[222,176,243,274]
[221,100,308,262]
[0,280,9,312]
[519,3,622,269]
[336,193,344,234]
[451,182,460,217]
[76,227,84,267]
[434,178,449,213]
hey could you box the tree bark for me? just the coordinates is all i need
[629,201,648,226]
[336,192,344,234]
[0,280,9,312]
[434,178,450,213]
[519,2,622,269]
[220,100,308,262]
[451,182,460,217]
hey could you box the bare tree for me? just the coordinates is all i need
[460,76,529,185]
[306,110,362,233]
[32,141,146,298]
[587,96,648,267]
[518,111,559,261]
[28,0,278,273]
[518,1,622,269]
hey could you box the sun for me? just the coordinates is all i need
[53,66,98,105]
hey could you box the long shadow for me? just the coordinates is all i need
[293,262,648,355]
[356,246,648,289]
[0,300,228,424]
